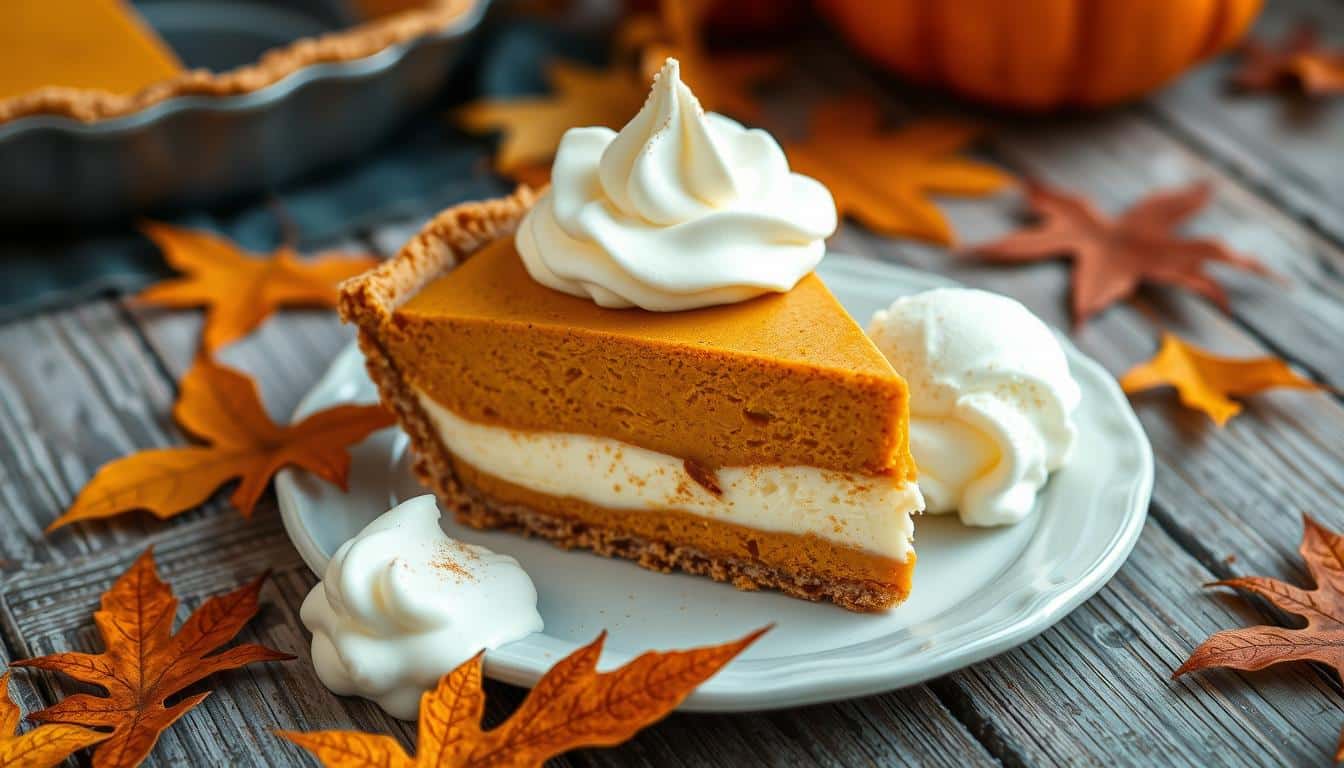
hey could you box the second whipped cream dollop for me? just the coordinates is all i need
[868,289,1082,527]
[517,57,837,311]
[301,495,542,719]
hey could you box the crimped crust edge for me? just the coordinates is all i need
[0,0,478,124]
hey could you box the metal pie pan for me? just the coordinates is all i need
[0,0,489,223]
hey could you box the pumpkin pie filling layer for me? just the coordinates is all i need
[388,236,915,477]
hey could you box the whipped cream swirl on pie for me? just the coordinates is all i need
[301,495,542,719]
[868,289,1081,527]
[516,57,837,311]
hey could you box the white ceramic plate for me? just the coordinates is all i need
[277,255,1153,712]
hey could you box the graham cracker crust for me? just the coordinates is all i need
[339,189,903,612]
[0,0,475,123]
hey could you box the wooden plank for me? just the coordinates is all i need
[812,82,1344,764]
[111,220,1000,767]
[1,508,994,768]
[1147,0,1344,247]
[0,301,225,565]
[792,38,1344,389]
[6,44,1334,765]
[834,114,1344,576]
[0,510,414,768]
[565,688,996,768]
[936,523,1343,767]
[989,114,1344,389]
[853,238,1344,762]
[123,249,361,419]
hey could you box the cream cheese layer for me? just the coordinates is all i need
[416,391,921,562]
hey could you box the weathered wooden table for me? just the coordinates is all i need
[3,3,1343,766]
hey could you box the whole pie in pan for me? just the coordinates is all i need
[0,0,475,124]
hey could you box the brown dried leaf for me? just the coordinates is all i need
[137,221,377,352]
[49,356,394,530]
[1175,515,1344,762]
[281,627,767,767]
[1231,22,1344,95]
[1121,333,1324,425]
[970,181,1273,325]
[13,550,292,768]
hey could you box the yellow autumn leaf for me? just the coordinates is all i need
[1120,333,1324,425]
[784,97,1013,245]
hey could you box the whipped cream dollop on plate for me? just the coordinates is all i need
[869,288,1082,527]
[301,495,543,719]
[517,57,837,311]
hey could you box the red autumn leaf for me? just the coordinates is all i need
[13,549,293,768]
[970,180,1273,325]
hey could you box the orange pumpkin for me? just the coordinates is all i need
[816,0,1263,109]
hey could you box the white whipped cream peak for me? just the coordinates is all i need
[868,288,1081,527]
[517,57,837,311]
[300,495,542,719]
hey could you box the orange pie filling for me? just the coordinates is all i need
[347,215,925,609]
[414,392,922,590]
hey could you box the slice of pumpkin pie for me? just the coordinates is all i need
[340,59,923,611]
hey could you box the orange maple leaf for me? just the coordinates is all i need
[1289,51,1344,95]
[784,98,1013,245]
[137,221,378,352]
[632,0,780,120]
[0,671,107,767]
[971,181,1274,326]
[456,60,646,175]
[13,549,293,768]
[1120,333,1323,426]
[281,627,767,767]
[1231,22,1344,96]
[1174,515,1344,762]
[49,356,394,531]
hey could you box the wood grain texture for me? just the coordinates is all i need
[1,17,1343,767]
[0,300,227,562]
[817,39,1344,763]
[70,222,998,767]
[1149,0,1344,246]
[0,509,995,768]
